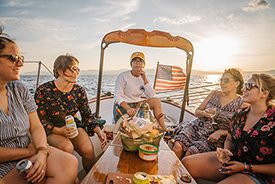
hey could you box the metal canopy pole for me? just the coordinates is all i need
[95,42,107,118]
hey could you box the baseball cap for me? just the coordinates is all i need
[130,51,145,62]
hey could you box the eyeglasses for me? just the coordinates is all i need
[0,54,24,65]
[244,83,259,91]
[219,78,234,84]
[69,66,80,73]
[132,58,144,63]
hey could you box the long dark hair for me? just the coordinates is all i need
[0,26,15,54]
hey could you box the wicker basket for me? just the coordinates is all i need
[120,132,163,152]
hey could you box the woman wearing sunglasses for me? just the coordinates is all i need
[172,68,245,159]
[0,29,78,183]
[182,73,275,184]
[34,54,107,173]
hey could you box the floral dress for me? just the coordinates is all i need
[174,90,243,154]
[230,106,275,184]
[34,81,98,136]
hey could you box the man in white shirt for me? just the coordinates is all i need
[114,51,165,130]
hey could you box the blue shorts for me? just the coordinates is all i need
[247,174,265,184]
[113,103,138,122]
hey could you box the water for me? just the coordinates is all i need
[20,74,221,112]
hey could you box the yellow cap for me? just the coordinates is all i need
[130,51,145,61]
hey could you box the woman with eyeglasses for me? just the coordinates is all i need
[172,68,245,159]
[34,54,107,173]
[0,29,78,183]
[182,73,275,184]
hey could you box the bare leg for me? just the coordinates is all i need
[182,151,226,182]
[44,146,78,184]
[172,141,185,159]
[1,146,78,184]
[184,150,192,157]
[1,168,30,184]
[71,128,95,173]
[146,98,165,130]
[218,173,256,184]
[47,134,74,154]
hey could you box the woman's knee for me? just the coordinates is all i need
[173,141,183,151]
[60,142,74,154]
[47,135,74,154]
[55,156,78,183]
[150,98,161,105]
[47,147,78,183]
[78,144,95,160]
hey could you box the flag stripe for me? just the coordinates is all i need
[154,64,186,92]
[156,78,186,82]
[155,80,185,85]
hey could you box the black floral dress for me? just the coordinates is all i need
[34,81,98,135]
[230,106,275,184]
[173,90,243,154]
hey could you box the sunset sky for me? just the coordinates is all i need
[0,0,274,73]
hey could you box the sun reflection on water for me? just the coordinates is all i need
[205,74,221,84]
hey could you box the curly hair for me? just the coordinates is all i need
[53,54,79,78]
[223,68,244,95]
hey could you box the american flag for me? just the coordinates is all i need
[154,64,186,91]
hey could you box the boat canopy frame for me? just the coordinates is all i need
[95,29,194,123]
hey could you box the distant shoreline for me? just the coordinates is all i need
[22,69,275,76]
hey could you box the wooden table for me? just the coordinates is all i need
[81,133,196,184]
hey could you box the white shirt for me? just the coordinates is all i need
[114,71,155,105]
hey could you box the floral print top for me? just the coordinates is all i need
[229,106,275,184]
[34,81,98,135]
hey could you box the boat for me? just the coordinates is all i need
[92,29,196,127]
[24,29,217,184]
[77,29,198,183]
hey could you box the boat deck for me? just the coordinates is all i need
[80,133,196,184]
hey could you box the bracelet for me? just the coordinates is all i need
[244,162,253,172]
[36,146,50,157]
[244,162,249,171]
[249,164,254,172]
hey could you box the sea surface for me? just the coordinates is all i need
[20,74,221,112]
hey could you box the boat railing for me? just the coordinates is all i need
[24,61,54,88]
[23,60,220,112]
[158,83,220,112]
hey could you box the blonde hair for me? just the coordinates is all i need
[251,73,275,105]
[223,68,244,95]
[53,54,79,78]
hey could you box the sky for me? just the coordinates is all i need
[0,0,274,73]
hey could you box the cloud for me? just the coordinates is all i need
[242,0,271,12]
[153,15,201,25]
[227,14,234,21]
[3,0,36,7]
[78,0,140,21]
[120,23,136,31]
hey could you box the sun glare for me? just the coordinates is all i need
[196,36,239,71]
[206,74,221,84]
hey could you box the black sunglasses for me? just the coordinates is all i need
[219,78,234,84]
[244,83,259,91]
[0,54,24,65]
